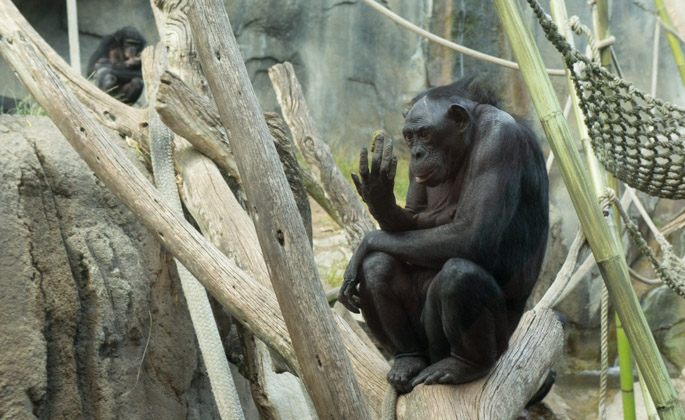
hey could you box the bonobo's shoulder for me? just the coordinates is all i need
[473,104,517,128]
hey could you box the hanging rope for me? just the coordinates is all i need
[606,188,685,298]
[360,0,566,76]
[527,0,685,199]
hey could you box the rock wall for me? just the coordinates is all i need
[0,115,233,419]
[3,0,681,149]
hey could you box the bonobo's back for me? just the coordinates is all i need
[493,119,549,333]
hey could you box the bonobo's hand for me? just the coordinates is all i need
[125,56,142,68]
[338,236,371,314]
[351,132,398,217]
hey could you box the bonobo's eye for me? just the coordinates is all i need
[418,127,430,139]
[403,131,414,146]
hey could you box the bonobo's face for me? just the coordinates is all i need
[123,39,143,59]
[402,96,470,187]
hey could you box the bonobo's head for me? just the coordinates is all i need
[402,78,499,187]
[116,26,146,59]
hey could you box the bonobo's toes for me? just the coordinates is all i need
[387,355,427,394]
[411,356,489,388]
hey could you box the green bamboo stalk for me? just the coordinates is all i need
[591,2,638,418]
[654,0,685,86]
[493,1,684,419]
[617,316,638,420]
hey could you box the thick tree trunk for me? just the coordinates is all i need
[397,308,562,419]
[186,1,373,418]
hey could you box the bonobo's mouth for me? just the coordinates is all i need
[414,168,438,184]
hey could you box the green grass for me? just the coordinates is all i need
[322,258,347,287]
[1,95,45,116]
[333,151,410,206]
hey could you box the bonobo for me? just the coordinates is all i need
[338,78,549,394]
[87,26,146,105]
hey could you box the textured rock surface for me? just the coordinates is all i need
[643,285,685,374]
[4,0,682,149]
[0,115,229,419]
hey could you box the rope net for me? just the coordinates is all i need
[527,0,685,199]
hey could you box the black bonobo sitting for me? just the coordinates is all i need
[87,26,146,105]
[338,78,549,394]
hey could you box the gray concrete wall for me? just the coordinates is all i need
[2,0,683,149]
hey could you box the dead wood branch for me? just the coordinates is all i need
[187,1,373,418]
[155,70,338,228]
[269,62,376,247]
[397,308,562,419]
[0,23,388,416]
[156,71,241,181]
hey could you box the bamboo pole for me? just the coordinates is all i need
[654,0,685,86]
[494,1,684,419]
[589,2,638,419]
[186,1,372,418]
[548,2,622,416]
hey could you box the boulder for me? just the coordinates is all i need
[0,115,232,419]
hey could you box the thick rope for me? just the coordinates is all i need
[149,109,245,420]
[360,0,566,76]
[381,383,398,420]
[605,188,685,298]
[526,0,685,199]
[598,283,610,420]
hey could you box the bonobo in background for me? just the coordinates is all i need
[87,26,146,105]
[339,78,550,396]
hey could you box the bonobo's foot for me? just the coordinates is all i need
[411,356,490,388]
[388,354,427,394]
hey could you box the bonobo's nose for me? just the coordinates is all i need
[412,147,426,161]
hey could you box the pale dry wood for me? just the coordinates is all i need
[142,43,245,420]
[397,308,562,420]
[147,3,312,415]
[0,25,391,415]
[155,70,339,228]
[187,1,373,418]
[661,209,685,237]
[269,62,376,247]
[0,0,148,147]
[156,70,241,182]
[265,112,313,243]
[663,0,685,40]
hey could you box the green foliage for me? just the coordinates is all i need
[322,258,347,287]
[1,96,45,116]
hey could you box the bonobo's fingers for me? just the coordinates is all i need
[379,139,394,180]
[370,132,384,176]
[338,280,360,313]
[388,154,398,181]
[340,257,363,313]
[359,146,369,182]
[351,173,365,201]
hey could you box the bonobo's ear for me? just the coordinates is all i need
[448,104,472,133]
[402,108,409,119]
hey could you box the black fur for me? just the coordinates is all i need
[87,27,146,105]
[339,78,550,398]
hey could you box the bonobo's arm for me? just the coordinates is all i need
[340,120,525,311]
[352,132,422,232]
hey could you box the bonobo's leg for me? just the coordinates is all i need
[93,67,118,92]
[358,251,431,393]
[413,257,508,387]
[118,78,144,104]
